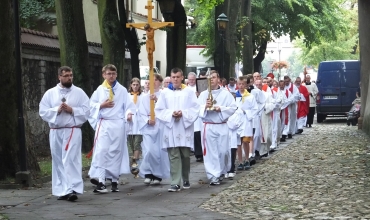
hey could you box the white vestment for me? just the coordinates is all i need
[251,89,266,155]
[280,89,292,136]
[198,88,237,179]
[227,108,245,149]
[39,84,90,196]
[126,93,142,135]
[270,89,285,149]
[155,87,200,150]
[260,90,275,156]
[88,82,135,181]
[285,83,300,135]
[137,90,170,179]
[238,94,259,138]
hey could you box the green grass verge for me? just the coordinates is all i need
[0,213,10,220]
[38,153,91,176]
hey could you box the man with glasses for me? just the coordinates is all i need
[39,66,90,202]
[88,64,135,194]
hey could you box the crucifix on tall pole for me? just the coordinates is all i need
[126,0,174,120]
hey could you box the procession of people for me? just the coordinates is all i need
[39,65,318,202]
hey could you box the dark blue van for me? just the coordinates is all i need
[316,60,360,123]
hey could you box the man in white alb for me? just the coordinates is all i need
[155,68,200,192]
[39,66,90,201]
[198,70,237,185]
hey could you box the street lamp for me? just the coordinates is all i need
[217,13,229,78]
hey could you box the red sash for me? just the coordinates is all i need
[284,90,289,125]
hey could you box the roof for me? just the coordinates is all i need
[21,28,103,55]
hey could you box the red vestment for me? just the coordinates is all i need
[297,85,310,118]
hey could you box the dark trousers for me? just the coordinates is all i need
[194,131,203,159]
[307,107,316,125]
[228,148,237,173]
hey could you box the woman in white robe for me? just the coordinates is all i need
[137,74,170,185]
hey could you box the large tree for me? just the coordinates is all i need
[118,0,141,80]
[358,0,370,133]
[158,0,187,75]
[0,0,40,180]
[97,0,126,83]
[188,0,346,73]
[55,0,93,152]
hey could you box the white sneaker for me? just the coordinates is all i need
[224,173,229,179]
[151,179,161,185]
[228,172,236,179]
[144,178,152,185]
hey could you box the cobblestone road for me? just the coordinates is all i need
[201,118,370,219]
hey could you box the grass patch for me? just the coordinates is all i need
[0,176,15,184]
[38,153,91,176]
[0,213,10,220]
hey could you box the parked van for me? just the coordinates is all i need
[139,66,160,86]
[316,60,360,123]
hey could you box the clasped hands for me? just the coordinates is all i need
[173,110,182,121]
[101,99,115,109]
[205,99,221,112]
[58,102,73,115]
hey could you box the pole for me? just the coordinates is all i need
[13,0,27,171]
[278,49,281,80]
[221,33,225,78]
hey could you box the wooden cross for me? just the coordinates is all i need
[126,0,174,121]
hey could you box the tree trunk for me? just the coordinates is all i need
[55,0,93,152]
[117,0,141,80]
[226,0,241,80]
[159,0,186,75]
[241,0,253,75]
[359,0,370,133]
[0,0,39,180]
[97,0,126,82]
[253,40,267,74]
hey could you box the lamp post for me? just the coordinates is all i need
[216,13,229,78]
[278,42,281,80]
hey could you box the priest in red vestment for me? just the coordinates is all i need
[294,77,310,134]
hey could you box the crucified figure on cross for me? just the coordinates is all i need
[126,0,174,121]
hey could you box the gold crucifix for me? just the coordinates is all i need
[126,0,174,121]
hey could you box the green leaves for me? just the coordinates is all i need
[20,0,55,28]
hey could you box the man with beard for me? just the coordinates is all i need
[39,66,90,202]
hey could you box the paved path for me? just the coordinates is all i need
[1,118,369,219]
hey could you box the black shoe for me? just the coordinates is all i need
[250,157,256,165]
[308,124,312,128]
[261,152,269,157]
[297,129,303,134]
[237,163,244,171]
[168,185,181,192]
[280,137,286,142]
[287,134,293,139]
[94,182,108,193]
[67,192,78,201]
[244,161,251,170]
[90,178,99,186]
[57,194,69,200]
[183,181,190,189]
[111,182,119,192]
[196,157,203,162]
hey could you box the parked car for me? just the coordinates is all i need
[316,60,360,123]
